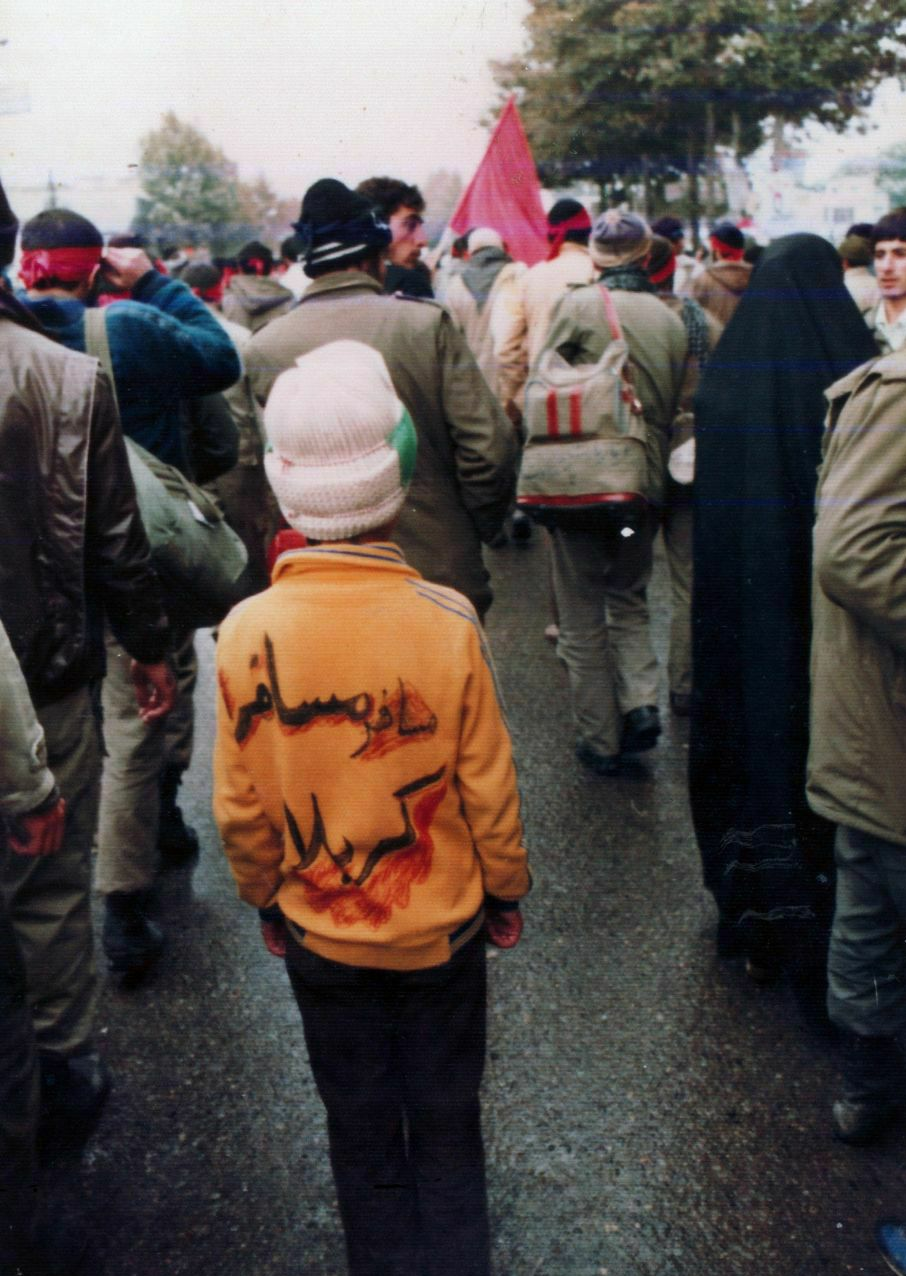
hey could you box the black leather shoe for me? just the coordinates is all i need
[40,1051,111,1122]
[620,705,662,754]
[575,742,620,776]
[103,891,165,981]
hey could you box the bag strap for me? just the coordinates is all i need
[83,307,120,417]
[598,283,624,343]
[598,284,643,417]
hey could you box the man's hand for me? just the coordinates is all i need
[504,399,523,433]
[9,796,66,857]
[130,660,176,723]
[99,247,156,293]
[486,906,524,950]
[261,916,288,958]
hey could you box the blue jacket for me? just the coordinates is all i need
[22,270,241,471]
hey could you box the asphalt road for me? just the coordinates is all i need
[56,530,906,1276]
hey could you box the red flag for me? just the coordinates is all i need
[449,96,548,266]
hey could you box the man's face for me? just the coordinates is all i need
[874,239,906,300]
[387,205,427,268]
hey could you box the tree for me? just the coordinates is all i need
[235,175,298,249]
[493,0,906,231]
[878,143,906,210]
[133,113,241,254]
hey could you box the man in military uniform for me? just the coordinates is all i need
[244,179,518,619]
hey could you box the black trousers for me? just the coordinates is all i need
[285,932,491,1276]
[0,875,40,1255]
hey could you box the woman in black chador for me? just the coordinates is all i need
[689,233,877,1026]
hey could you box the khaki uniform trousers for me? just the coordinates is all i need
[1,686,101,1060]
[551,515,659,758]
[95,626,195,896]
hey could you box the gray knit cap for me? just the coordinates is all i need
[590,209,652,269]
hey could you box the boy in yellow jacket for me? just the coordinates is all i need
[213,340,530,1276]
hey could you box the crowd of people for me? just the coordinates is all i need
[1,163,905,1276]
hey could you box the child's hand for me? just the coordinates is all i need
[260,916,288,958]
[486,906,524,950]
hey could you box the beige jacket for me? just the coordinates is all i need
[540,284,688,506]
[494,243,597,408]
[807,351,906,845]
[445,259,526,399]
[243,271,518,617]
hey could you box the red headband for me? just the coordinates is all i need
[192,283,224,304]
[648,255,677,286]
[709,236,744,262]
[547,210,592,260]
[18,246,102,290]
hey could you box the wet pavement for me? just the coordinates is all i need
[54,532,906,1276]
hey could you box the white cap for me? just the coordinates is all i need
[264,341,415,541]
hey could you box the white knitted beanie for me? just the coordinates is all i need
[263,341,417,541]
[467,226,505,254]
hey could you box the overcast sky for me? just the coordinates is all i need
[2,0,903,202]
[2,0,529,195]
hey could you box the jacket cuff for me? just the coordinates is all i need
[131,270,169,302]
[258,904,283,923]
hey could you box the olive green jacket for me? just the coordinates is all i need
[807,350,906,845]
[243,271,518,617]
[540,283,688,505]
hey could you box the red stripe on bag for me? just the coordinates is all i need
[546,390,559,437]
[569,391,582,436]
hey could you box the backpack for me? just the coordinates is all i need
[517,284,649,533]
[84,307,251,629]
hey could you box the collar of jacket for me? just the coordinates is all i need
[271,540,413,583]
[302,271,384,301]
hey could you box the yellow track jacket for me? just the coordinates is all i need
[213,543,530,970]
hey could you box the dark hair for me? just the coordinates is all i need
[181,261,223,291]
[356,176,424,221]
[280,235,301,263]
[20,208,102,290]
[846,222,875,239]
[872,208,906,245]
[651,216,684,242]
[237,240,274,275]
[710,221,745,251]
[21,207,103,252]
[546,198,591,246]
[452,231,472,258]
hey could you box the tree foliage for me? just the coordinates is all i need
[133,114,295,255]
[494,0,906,216]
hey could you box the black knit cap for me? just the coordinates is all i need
[651,215,684,242]
[710,220,745,251]
[21,208,103,251]
[293,179,391,275]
